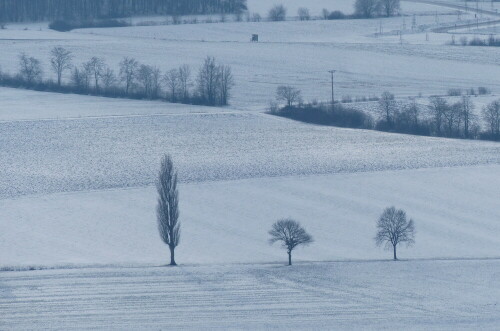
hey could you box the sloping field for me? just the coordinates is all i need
[0,87,232,121]
[1,15,500,108]
[1,260,499,330]
[1,110,499,199]
[1,165,499,266]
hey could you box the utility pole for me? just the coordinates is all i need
[328,70,336,109]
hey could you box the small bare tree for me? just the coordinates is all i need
[375,207,415,260]
[50,47,73,86]
[460,95,475,138]
[218,65,234,106]
[101,67,117,91]
[269,218,313,265]
[197,56,219,105]
[322,8,330,20]
[137,64,153,98]
[119,57,139,95]
[276,85,302,107]
[178,64,192,101]
[429,96,448,136]
[482,100,500,140]
[85,57,105,91]
[156,154,181,266]
[378,91,397,127]
[164,68,180,102]
[268,4,287,21]
[151,66,162,99]
[354,0,380,18]
[297,7,310,20]
[18,53,43,84]
[380,0,400,17]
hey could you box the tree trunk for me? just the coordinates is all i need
[169,246,177,266]
[393,244,397,260]
[288,251,292,266]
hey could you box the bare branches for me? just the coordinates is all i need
[197,56,234,106]
[18,53,43,84]
[156,154,180,266]
[119,57,139,95]
[276,86,302,108]
[164,68,181,102]
[268,5,287,21]
[50,47,72,86]
[375,207,415,260]
[482,100,500,140]
[269,218,313,265]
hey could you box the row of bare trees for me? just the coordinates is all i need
[355,0,400,18]
[377,92,500,140]
[2,48,234,106]
[0,0,247,22]
[157,154,416,266]
[270,85,499,141]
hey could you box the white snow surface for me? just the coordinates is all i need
[1,12,499,109]
[1,260,499,330]
[1,165,499,267]
[1,109,499,199]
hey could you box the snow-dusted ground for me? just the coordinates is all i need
[1,165,499,266]
[1,2,499,328]
[1,110,499,199]
[0,2,499,108]
[1,260,499,330]
[0,87,231,121]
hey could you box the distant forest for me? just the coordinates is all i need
[0,0,247,22]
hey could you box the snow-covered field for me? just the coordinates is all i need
[1,1,500,329]
[1,165,499,267]
[1,1,499,108]
[1,260,499,330]
[1,107,499,199]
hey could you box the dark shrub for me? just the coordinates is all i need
[328,11,346,20]
[49,20,73,32]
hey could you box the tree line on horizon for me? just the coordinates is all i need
[270,86,500,142]
[0,48,234,107]
[0,0,247,23]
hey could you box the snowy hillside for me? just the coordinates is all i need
[1,0,499,329]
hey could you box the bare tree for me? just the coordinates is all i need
[178,64,192,101]
[378,91,397,127]
[101,67,117,91]
[197,56,219,105]
[380,0,400,17]
[252,13,262,22]
[429,96,448,136]
[81,62,93,91]
[18,53,43,84]
[119,57,139,95]
[460,95,475,138]
[50,47,72,86]
[322,8,330,20]
[164,68,180,102]
[444,101,461,137]
[137,64,153,98]
[375,206,415,260]
[151,66,162,99]
[218,65,234,106]
[354,0,380,18]
[482,100,500,140]
[156,154,181,266]
[269,218,313,265]
[85,57,105,91]
[268,4,287,21]
[297,7,310,20]
[276,85,302,107]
